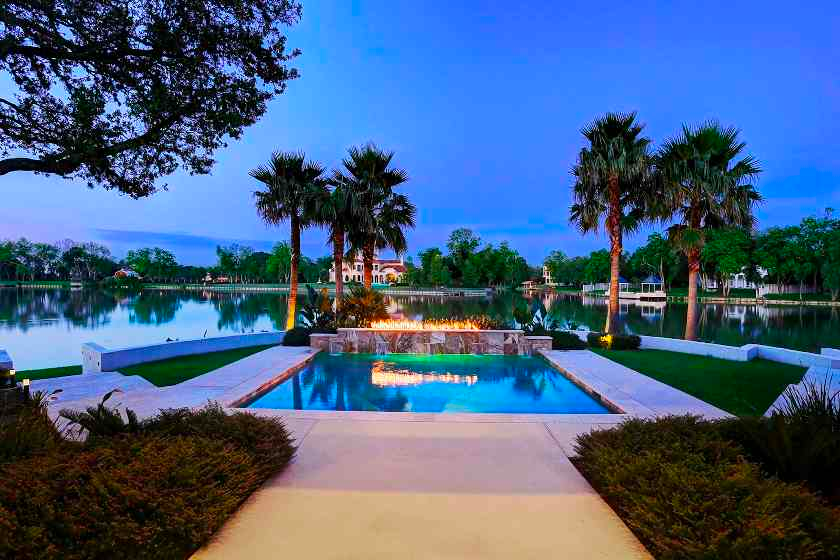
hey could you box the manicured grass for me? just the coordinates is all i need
[667,287,757,298]
[17,365,83,381]
[764,292,836,302]
[120,344,276,387]
[591,348,806,416]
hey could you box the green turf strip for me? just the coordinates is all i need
[120,344,277,386]
[591,348,807,416]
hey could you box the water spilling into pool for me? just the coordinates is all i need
[245,353,611,414]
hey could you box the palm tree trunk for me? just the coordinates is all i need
[685,249,700,341]
[333,227,344,307]
[363,240,374,289]
[286,215,300,330]
[605,176,622,335]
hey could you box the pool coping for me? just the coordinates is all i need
[236,349,624,416]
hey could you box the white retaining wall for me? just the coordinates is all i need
[82,332,285,373]
[561,329,840,369]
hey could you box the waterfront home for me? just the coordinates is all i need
[329,255,406,284]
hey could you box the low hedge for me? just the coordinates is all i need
[574,416,840,559]
[0,401,295,560]
[282,326,311,346]
[551,331,586,350]
[586,332,641,350]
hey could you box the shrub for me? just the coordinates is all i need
[0,391,64,462]
[282,326,311,346]
[586,332,641,350]
[719,376,840,504]
[340,286,388,327]
[574,416,840,559]
[0,403,295,560]
[550,331,586,350]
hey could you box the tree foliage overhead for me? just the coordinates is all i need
[0,0,302,197]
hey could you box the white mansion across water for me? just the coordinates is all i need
[329,255,407,284]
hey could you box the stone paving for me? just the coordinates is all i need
[41,345,317,419]
[193,412,650,560]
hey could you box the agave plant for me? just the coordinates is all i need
[60,389,141,440]
[298,285,339,333]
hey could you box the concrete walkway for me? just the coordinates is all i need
[193,412,651,560]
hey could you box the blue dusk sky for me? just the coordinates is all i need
[2,1,839,265]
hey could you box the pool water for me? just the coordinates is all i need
[246,353,611,414]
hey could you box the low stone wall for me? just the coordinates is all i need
[82,331,285,373]
[311,329,549,356]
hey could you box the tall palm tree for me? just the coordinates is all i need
[334,144,415,288]
[251,151,327,330]
[657,122,761,340]
[570,112,655,334]
[309,181,357,304]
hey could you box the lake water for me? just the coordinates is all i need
[1,287,838,369]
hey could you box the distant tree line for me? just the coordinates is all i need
[401,228,536,288]
[0,238,333,285]
[545,211,840,301]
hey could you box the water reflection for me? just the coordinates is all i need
[1,287,838,369]
[247,353,610,413]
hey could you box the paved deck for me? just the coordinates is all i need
[41,345,317,418]
[540,350,732,419]
[193,412,651,560]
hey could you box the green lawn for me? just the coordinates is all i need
[591,348,807,416]
[120,344,277,387]
[764,292,835,302]
[17,365,83,381]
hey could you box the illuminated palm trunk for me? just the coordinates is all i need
[684,208,701,341]
[332,226,344,307]
[286,214,300,330]
[363,240,374,289]
[605,176,622,335]
[685,249,700,340]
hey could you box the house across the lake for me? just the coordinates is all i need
[330,255,406,284]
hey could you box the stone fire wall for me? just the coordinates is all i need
[310,329,552,356]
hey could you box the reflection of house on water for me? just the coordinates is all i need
[619,299,666,319]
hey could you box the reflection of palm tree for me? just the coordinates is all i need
[292,374,303,410]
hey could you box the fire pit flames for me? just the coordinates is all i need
[369,318,480,331]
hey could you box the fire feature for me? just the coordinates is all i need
[369,318,480,331]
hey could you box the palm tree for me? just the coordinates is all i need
[334,144,415,288]
[570,112,655,334]
[251,151,327,330]
[657,122,761,340]
[309,180,358,305]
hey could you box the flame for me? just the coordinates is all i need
[369,318,480,330]
[370,361,478,387]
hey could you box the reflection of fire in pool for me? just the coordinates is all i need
[370,361,478,387]
[369,319,480,330]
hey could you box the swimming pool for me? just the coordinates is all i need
[246,353,611,414]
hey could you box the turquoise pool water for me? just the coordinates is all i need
[246,353,611,414]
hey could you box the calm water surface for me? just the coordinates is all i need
[1,287,838,369]
[246,353,610,413]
